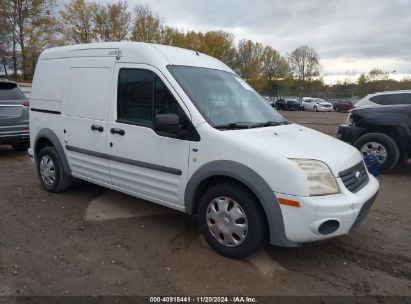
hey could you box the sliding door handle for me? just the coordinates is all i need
[91,125,104,132]
[110,128,125,136]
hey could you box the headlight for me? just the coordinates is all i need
[291,159,340,196]
[345,113,353,125]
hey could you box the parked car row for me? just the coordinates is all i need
[273,97,350,112]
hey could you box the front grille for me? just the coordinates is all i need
[339,161,369,193]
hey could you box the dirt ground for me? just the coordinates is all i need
[0,111,410,297]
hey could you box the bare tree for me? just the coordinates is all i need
[106,1,131,41]
[288,45,320,81]
[262,46,289,79]
[60,0,95,44]
[0,0,10,76]
[94,1,131,42]
[93,3,109,42]
[1,0,56,79]
[131,4,162,43]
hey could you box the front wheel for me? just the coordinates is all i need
[197,183,266,259]
[37,146,72,192]
[313,106,318,112]
[353,133,400,173]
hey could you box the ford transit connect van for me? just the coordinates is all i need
[29,42,379,258]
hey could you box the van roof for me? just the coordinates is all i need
[39,42,234,73]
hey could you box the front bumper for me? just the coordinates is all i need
[337,124,366,143]
[318,106,333,112]
[275,174,379,243]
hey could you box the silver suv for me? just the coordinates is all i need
[0,80,30,151]
[354,90,411,109]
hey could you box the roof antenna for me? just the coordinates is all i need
[196,51,199,56]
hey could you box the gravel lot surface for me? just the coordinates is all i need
[0,111,410,296]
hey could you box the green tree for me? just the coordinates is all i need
[367,68,389,82]
[261,46,289,94]
[160,26,186,47]
[235,39,264,90]
[201,31,236,68]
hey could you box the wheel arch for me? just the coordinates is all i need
[34,128,71,175]
[184,160,296,247]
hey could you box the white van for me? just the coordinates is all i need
[29,42,379,258]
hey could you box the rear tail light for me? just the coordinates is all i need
[22,100,30,109]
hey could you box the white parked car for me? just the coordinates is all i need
[29,43,379,258]
[354,90,411,109]
[302,97,333,112]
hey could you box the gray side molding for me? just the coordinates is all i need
[184,160,296,247]
[34,128,71,175]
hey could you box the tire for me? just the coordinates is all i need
[12,141,30,151]
[197,182,266,259]
[37,146,72,192]
[335,107,340,112]
[353,133,400,173]
[313,106,318,112]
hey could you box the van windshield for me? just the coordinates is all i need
[167,66,287,129]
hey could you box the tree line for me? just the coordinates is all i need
[1,0,410,98]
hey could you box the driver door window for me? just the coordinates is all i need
[117,69,180,127]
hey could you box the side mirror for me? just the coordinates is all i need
[154,113,182,133]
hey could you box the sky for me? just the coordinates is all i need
[58,0,411,82]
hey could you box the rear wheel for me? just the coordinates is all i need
[37,146,72,192]
[197,183,266,259]
[354,133,400,173]
[12,141,29,151]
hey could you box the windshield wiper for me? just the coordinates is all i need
[214,122,252,130]
[249,120,291,128]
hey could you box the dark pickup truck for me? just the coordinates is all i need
[338,105,411,172]
[0,80,30,151]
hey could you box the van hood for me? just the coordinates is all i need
[229,123,362,176]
